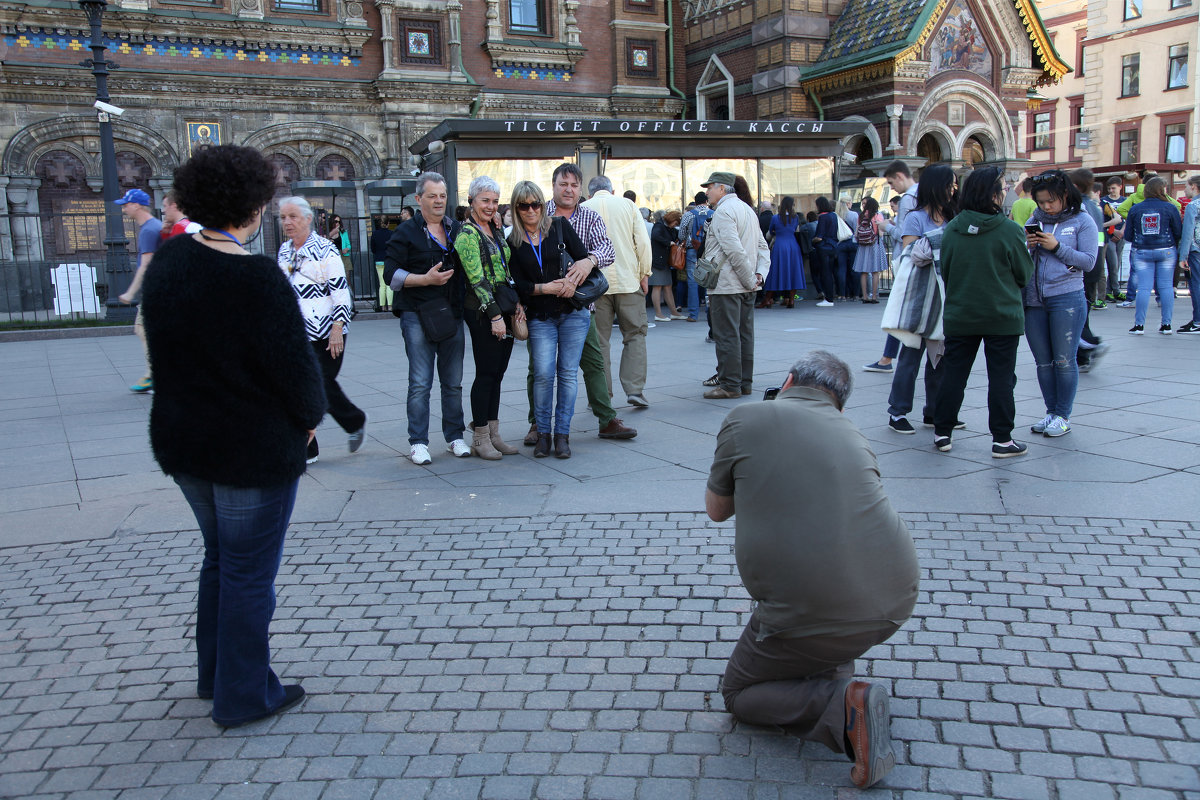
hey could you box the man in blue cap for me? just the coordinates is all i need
[115,188,162,393]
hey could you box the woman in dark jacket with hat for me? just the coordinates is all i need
[141,144,326,728]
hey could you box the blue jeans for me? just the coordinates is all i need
[529,308,590,435]
[1132,247,1178,327]
[175,474,299,726]
[1024,290,1087,419]
[684,250,700,319]
[399,311,466,446]
[835,240,858,297]
[1187,250,1200,324]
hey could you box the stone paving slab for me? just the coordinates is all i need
[0,511,1198,799]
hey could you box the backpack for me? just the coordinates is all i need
[855,215,878,246]
[689,206,713,257]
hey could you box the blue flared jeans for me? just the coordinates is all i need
[1024,290,1087,419]
[175,474,299,726]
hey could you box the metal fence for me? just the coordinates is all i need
[0,210,392,326]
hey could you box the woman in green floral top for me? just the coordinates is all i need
[454,175,525,460]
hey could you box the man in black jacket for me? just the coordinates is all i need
[384,172,468,466]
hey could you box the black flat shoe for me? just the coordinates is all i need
[214,684,305,728]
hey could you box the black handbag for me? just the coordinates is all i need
[553,218,609,309]
[416,296,458,342]
[493,282,519,316]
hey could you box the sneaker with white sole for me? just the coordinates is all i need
[1042,416,1070,437]
[1177,321,1200,334]
[816,300,835,308]
[348,416,366,453]
[888,417,915,434]
[1159,324,1172,335]
[991,441,1028,458]
[1030,414,1054,434]
[1128,325,1144,335]
[933,435,952,452]
[447,438,471,457]
[1118,300,1135,308]
[863,361,893,373]
[409,444,432,465]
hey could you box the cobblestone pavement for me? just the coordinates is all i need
[1,511,1197,799]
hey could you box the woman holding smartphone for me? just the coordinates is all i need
[1022,170,1098,439]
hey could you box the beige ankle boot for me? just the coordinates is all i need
[472,424,502,460]
[488,420,519,455]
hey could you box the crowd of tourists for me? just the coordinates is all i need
[120,142,1197,753]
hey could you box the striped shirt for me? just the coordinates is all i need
[278,231,353,341]
[546,201,615,269]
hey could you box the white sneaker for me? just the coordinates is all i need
[447,438,471,457]
[1030,414,1053,434]
[1042,416,1070,437]
[816,300,835,307]
[409,444,432,465]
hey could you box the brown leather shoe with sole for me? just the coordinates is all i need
[703,387,740,399]
[598,419,637,439]
[844,681,895,788]
[523,423,539,447]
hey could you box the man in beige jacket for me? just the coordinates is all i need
[582,176,654,407]
[701,171,770,399]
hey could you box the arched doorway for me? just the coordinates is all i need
[917,134,944,164]
[961,135,986,167]
[34,150,104,262]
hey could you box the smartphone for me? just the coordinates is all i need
[762,387,782,401]
[1024,221,1041,235]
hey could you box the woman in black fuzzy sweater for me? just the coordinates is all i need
[141,144,325,728]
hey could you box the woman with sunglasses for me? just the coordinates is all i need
[1022,170,1098,439]
[507,181,595,458]
[454,176,524,459]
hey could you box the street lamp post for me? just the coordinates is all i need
[78,0,133,322]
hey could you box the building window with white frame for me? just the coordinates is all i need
[1165,123,1187,163]
[1118,128,1139,164]
[1168,45,1188,89]
[1121,54,1139,97]
[1032,113,1052,151]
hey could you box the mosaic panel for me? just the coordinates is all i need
[4,29,360,68]
[492,64,572,81]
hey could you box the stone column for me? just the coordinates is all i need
[886,104,904,152]
[377,0,395,72]
[384,119,400,177]
[6,178,44,263]
[0,177,12,262]
[485,0,502,43]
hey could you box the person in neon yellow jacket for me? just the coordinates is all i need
[1116,171,1182,218]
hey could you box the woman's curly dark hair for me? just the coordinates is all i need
[172,144,277,230]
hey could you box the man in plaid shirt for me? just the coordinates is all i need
[521,163,638,443]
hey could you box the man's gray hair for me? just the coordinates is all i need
[788,350,853,410]
[588,175,613,196]
[467,175,501,203]
[277,196,313,220]
[416,171,446,196]
[714,183,734,194]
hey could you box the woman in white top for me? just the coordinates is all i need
[277,196,366,464]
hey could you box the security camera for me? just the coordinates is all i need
[94,100,125,116]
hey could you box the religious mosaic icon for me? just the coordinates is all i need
[407,31,431,57]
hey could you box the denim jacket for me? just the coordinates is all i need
[1179,199,1200,259]
[1022,210,1098,307]
[1127,198,1182,251]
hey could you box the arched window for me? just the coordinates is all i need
[697,55,734,121]
[961,136,986,166]
[917,134,944,164]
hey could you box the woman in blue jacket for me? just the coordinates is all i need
[1022,171,1098,439]
[1127,177,1183,335]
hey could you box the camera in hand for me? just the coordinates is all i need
[762,387,781,401]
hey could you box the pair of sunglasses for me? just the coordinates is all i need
[516,201,543,212]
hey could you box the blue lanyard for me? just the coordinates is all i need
[204,228,242,246]
[531,231,544,273]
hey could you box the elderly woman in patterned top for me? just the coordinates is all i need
[277,196,366,465]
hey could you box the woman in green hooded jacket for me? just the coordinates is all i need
[931,166,1034,459]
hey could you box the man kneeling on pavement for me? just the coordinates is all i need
[706,350,919,789]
